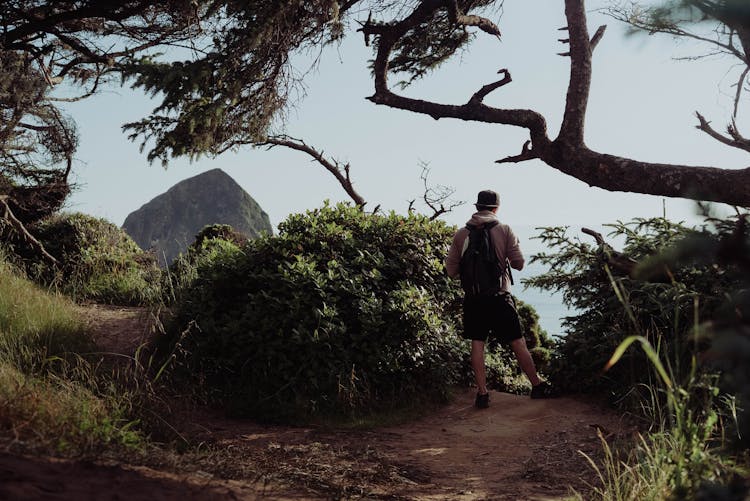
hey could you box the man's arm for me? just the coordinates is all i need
[505,227,525,271]
[445,229,467,279]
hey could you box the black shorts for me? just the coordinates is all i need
[462,293,523,343]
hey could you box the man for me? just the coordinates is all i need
[446,190,556,408]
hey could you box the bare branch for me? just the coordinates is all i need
[468,69,511,105]
[605,6,746,61]
[590,25,607,51]
[581,226,638,276]
[558,24,605,56]
[261,135,367,207]
[418,161,463,220]
[445,0,501,37]
[695,112,750,154]
[495,140,537,164]
[0,196,59,266]
[733,66,750,120]
[581,227,605,245]
[360,0,750,207]
[366,1,549,145]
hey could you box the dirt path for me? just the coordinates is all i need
[0,306,628,500]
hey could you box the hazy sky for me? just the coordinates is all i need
[62,1,748,252]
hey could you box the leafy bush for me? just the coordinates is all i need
[159,203,476,420]
[163,224,245,306]
[23,213,162,305]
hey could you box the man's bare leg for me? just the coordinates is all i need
[510,337,542,387]
[471,340,488,394]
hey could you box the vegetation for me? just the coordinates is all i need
[157,203,548,420]
[18,213,162,305]
[574,335,747,500]
[0,251,144,453]
[525,213,750,499]
[117,0,749,205]
[1,200,748,498]
[158,203,465,419]
[0,2,199,236]
[526,217,746,401]
[4,1,750,495]
[4,2,749,243]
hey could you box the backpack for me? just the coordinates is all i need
[459,221,507,296]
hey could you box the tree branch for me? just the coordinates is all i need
[557,24,605,56]
[547,145,750,207]
[733,65,750,120]
[695,111,750,154]
[445,0,502,37]
[468,68,511,105]
[365,2,549,145]
[418,161,463,220]
[582,226,638,277]
[590,24,607,51]
[495,140,537,164]
[0,196,59,266]
[558,0,592,145]
[605,6,746,61]
[260,135,367,208]
[362,0,750,206]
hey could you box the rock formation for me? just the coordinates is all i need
[122,169,271,266]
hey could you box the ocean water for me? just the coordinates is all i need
[513,279,573,338]
[447,223,582,337]
[508,226,578,338]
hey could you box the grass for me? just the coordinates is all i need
[0,258,92,367]
[0,254,145,454]
[568,272,748,500]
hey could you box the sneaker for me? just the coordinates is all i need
[530,382,559,399]
[475,392,490,409]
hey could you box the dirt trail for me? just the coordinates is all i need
[0,306,628,500]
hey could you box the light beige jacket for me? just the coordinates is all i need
[445,211,525,293]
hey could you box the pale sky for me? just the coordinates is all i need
[63,1,747,252]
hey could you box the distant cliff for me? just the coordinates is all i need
[122,169,272,266]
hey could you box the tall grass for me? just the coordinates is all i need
[0,253,144,453]
[575,371,741,500]
[571,268,747,500]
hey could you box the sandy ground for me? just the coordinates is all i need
[0,305,629,500]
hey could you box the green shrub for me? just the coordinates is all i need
[24,213,162,305]
[159,203,474,420]
[526,217,747,403]
[163,224,245,306]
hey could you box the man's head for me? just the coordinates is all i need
[475,190,500,212]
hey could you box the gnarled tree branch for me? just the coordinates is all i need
[260,135,366,208]
[364,1,549,147]
[361,0,750,207]
[582,226,639,277]
[0,196,58,265]
[468,68,511,105]
[496,140,536,164]
[696,112,750,154]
